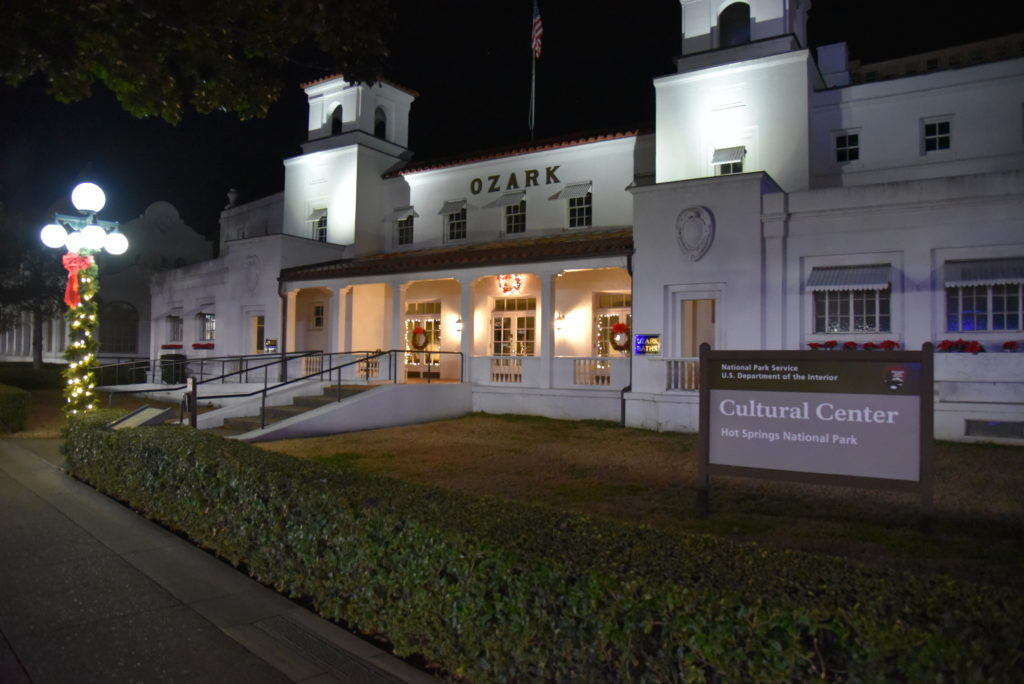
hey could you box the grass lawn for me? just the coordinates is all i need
[261,413,1024,588]
[9,372,1022,590]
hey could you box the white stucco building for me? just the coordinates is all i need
[148,0,1023,442]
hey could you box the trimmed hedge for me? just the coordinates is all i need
[0,383,29,432]
[64,414,1023,682]
[0,364,63,390]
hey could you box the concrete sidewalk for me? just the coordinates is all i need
[0,438,437,684]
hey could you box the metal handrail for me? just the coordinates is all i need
[102,350,324,406]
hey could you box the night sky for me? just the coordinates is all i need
[1,1,1020,238]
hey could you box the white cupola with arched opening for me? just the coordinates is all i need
[303,76,416,150]
[678,0,809,56]
[655,0,814,190]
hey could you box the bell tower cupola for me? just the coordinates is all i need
[655,0,815,190]
[678,0,810,60]
[302,76,417,155]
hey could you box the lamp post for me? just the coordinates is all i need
[39,182,128,415]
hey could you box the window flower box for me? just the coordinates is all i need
[192,342,215,350]
[160,343,183,349]
[936,339,985,354]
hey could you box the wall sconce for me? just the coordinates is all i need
[554,313,565,332]
[455,318,463,333]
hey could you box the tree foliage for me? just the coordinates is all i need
[0,0,393,124]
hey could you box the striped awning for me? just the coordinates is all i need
[438,199,466,215]
[390,206,419,221]
[485,191,526,208]
[552,182,592,200]
[807,264,891,291]
[944,258,1024,287]
[712,146,746,165]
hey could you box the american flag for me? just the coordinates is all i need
[532,0,543,59]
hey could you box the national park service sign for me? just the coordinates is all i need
[676,206,714,262]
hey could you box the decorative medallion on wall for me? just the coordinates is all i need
[245,255,261,292]
[675,206,715,262]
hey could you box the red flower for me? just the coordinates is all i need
[862,342,879,350]
[161,343,183,349]
[807,342,823,350]
[964,340,985,354]
[1003,341,1019,351]
[879,340,899,350]
[192,342,215,350]
[823,340,838,349]
[843,341,858,350]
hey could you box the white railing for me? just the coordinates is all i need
[356,355,381,380]
[301,355,323,375]
[549,356,630,389]
[574,357,611,386]
[490,356,523,383]
[666,357,699,391]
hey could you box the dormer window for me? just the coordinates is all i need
[374,107,387,139]
[392,206,418,246]
[308,208,328,241]
[712,146,746,175]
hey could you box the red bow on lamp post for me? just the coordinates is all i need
[62,253,94,308]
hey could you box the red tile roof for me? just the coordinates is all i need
[391,130,640,177]
[300,74,420,98]
[280,228,633,282]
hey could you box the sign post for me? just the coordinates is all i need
[697,343,934,516]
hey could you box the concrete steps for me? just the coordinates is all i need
[208,384,370,438]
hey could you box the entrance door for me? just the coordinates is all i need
[250,315,265,353]
[681,299,715,357]
[405,301,441,380]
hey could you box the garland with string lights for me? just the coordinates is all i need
[62,256,100,416]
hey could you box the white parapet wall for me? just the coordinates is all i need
[236,383,473,442]
[472,386,627,423]
[933,352,1024,443]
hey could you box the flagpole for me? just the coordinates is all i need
[529,0,543,141]
[529,52,536,140]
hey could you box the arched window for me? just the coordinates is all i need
[374,107,387,139]
[330,105,343,135]
[719,2,751,48]
[99,301,138,354]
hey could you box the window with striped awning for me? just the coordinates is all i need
[944,258,1023,332]
[944,258,1024,286]
[808,265,892,334]
[807,264,891,291]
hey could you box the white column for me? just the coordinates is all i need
[538,271,556,389]
[286,290,298,352]
[327,288,340,353]
[391,282,408,381]
[458,277,475,383]
[340,286,353,352]
[762,194,789,349]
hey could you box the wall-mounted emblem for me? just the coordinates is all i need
[676,206,714,262]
